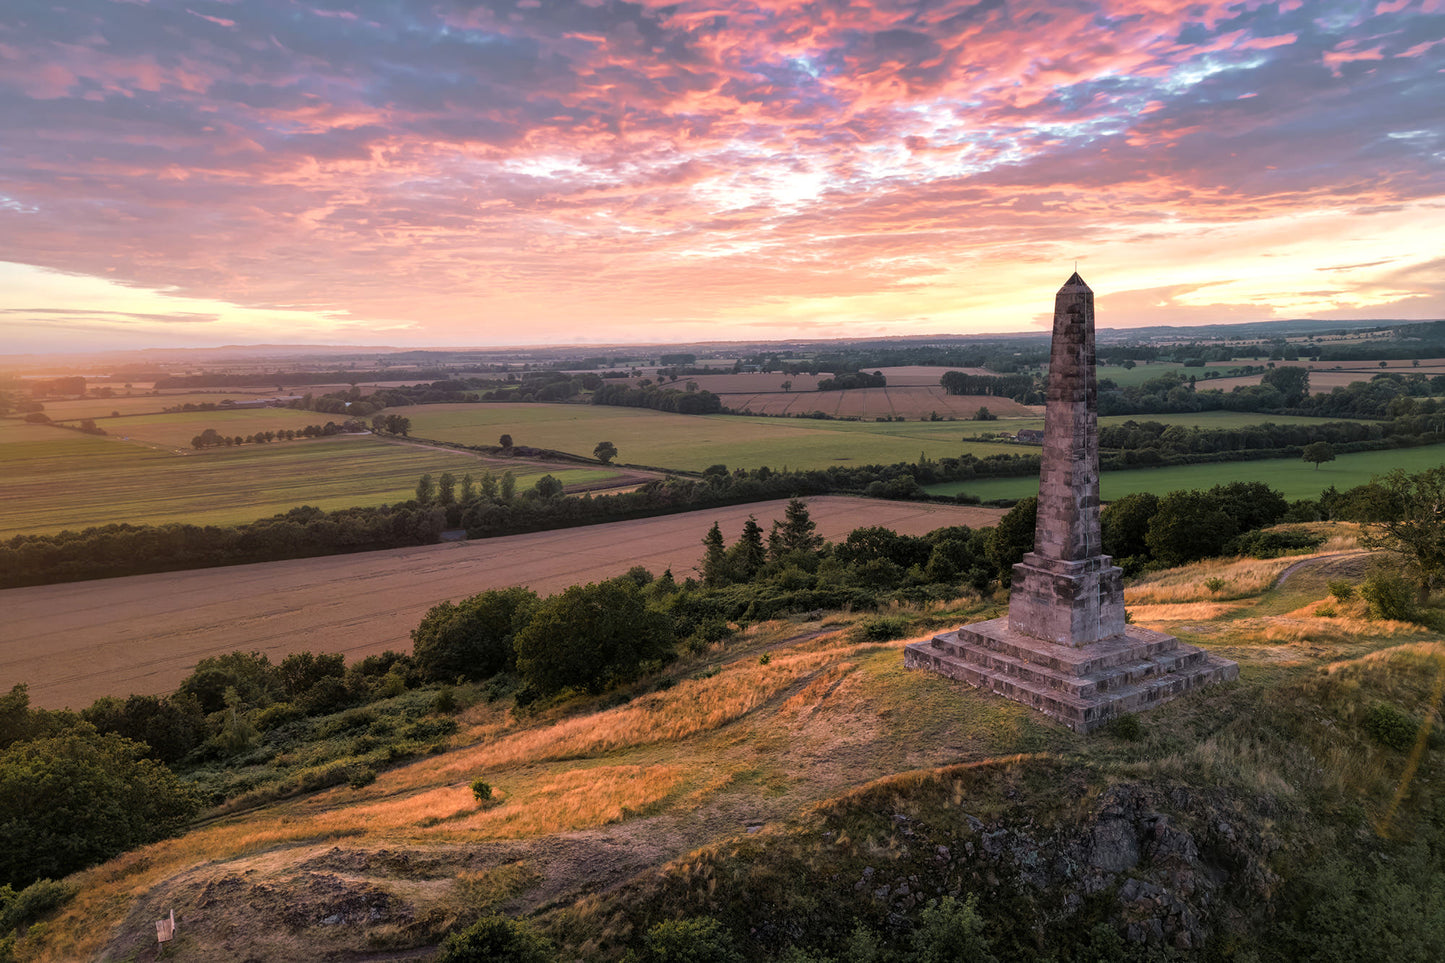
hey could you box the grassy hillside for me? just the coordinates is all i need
[9,529,1443,961]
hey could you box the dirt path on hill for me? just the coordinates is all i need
[1274,550,1370,587]
[1,496,1003,709]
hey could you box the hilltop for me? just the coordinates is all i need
[4,526,1442,961]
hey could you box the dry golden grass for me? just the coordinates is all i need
[1127,601,1248,623]
[1125,556,1299,603]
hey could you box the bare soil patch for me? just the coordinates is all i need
[1,497,1003,709]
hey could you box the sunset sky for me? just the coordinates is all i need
[1,0,1442,353]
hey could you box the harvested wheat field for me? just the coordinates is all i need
[1,496,1004,709]
[724,386,1036,419]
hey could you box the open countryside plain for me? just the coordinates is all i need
[0,497,1005,709]
[408,403,1025,471]
[925,442,1445,502]
[0,423,617,535]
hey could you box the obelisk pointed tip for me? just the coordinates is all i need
[1059,271,1091,293]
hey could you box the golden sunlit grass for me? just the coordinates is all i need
[1124,555,1299,603]
[1127,601,1247,622]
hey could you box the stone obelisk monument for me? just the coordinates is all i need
[905,274,1237,732]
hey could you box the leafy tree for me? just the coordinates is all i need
[0,730,200,888]
[1145,490,1237,566]
[973,406,996,421]
[436,913,552,963]
[593,440,619,464]
[460,473,476,503]
[1303,441,1337,469]
[513,578,673,694]
[500,470,516,501]
[986,496,1037,585]
[533,474,564,499]
[416,473,436,505]
[412,587,539,681]
[1262,365,1310,406]
[177,651,278,714]
[1361,466,1445,600]
[499,433,513,449]
[479,469,499,500]
[1101,491,1160,567]
[80,693,206,764]
[1208,480,1289,533]
[437,472,457,505]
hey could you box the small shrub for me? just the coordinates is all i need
[1363,702,1419,752]
[758,653,772,666]
[0,878,76,932]
[433,687,458,714]
[347,766,377,789]
[1328,580,1355,602]
[437,913,550,963]
[1103,714,1143,741]
[1204,577,1227,593]
[471,779,493,803]
[641,917,743,963]
[1361,570,1418,622]
[856,614,910,641]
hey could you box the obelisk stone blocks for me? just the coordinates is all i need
[1007,273,1126,647]
[904,274,1238,732]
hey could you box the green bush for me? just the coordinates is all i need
[0,878,76,933]
[1328,580,1355,602]
[1363,702,1419,751]
[856,615,910,642]
[641,916,743,963]
[1361,569,1418,622]
[472,779,493,803]
[437,913,551,963]
[910,895,998,963]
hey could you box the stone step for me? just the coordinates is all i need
[904,638,1239,733]
[932,619,1182,677]
[937,636,1209,699]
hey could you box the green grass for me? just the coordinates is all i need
[408,404,1022,472]
[1095,362,1186,387]
[0,424,615,535]
[35,393,278,421]
[54,408,333,449]
[925,443,1445,502]
[993,410,1380,433]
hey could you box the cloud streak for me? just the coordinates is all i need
[0,0,1441,348]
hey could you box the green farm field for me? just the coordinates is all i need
[407,403,1023,472]
[925,443,1445,503]
[37,392,281,420]
[993,410,1380,433]
[53,407,331,449]
[0,424,615,535]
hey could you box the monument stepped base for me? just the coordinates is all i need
[903,618,1238,733]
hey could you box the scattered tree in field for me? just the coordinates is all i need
[593,440,618,464]
[973,406,996,421]
[499,433,513,449]
[416,473,436,505]
[781,380,792,392]
[1303,441,1337,469]
[533,474,563,499]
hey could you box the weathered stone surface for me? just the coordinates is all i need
[907,274,1237,729]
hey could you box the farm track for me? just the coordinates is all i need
[2,497,1004,709]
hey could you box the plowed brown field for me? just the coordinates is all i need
[2,497,1004,709]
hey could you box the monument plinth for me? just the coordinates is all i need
[904,274,1237,732]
